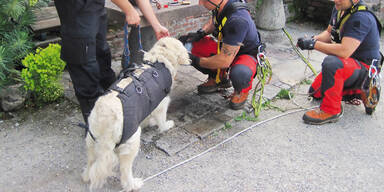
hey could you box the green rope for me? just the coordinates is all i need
[251,54,272,118]
[282,28,318,76]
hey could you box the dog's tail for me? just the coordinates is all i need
[88,138,119,189]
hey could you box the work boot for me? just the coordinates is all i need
[229,91,249,110]
[198,73,231,94]
[302,107,343,125]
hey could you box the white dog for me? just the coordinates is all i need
[82,37,190,191]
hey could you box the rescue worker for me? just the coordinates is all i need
[181,0,262,110]
[54,0,169,125]
[297,0,382,125]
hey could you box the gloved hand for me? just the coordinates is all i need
[189,53,200,68]
[297,37,317,50]
[179,29,207,44]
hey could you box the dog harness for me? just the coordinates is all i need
[109,61,172,147]
[212,0,250,84]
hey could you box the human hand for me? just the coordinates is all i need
[189,53,200,68]
[179,29,207,44]
[125,10,140,26]
[297,37,317,50]
[154,25,169,40]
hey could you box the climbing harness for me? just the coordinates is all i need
[282,28,318,76]
[251,45,272,117]
[212,1,250,84]
[214,16,227,84]
[331,4,382,44]
[122,23,144,69]
[361,59,381,114]
[211,1,269,117]
[330,3,382,114]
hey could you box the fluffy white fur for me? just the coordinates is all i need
[82,37,190,191]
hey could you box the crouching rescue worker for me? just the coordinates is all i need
[297,0,382,125]
[179,0,262,110]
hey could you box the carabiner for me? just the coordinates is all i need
[257,52,265,67]
[257,44,264,54]
[369,64,377,78]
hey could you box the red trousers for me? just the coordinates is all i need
[191,36,258,93]
[310,56,369,114]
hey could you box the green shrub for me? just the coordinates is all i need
[21,43,66,103]
[0,0,38,88]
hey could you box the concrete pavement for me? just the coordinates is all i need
[123,22,384,191]
[1,20,383,191]
[61,20,384,192]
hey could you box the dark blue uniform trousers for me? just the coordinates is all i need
[54,0,116,122]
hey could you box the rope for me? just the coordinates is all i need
[143,106,318,182]
[251,52,272,117]
[290,52,315,109]
[282,28,318,76]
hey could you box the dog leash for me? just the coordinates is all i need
[122,23,144,69]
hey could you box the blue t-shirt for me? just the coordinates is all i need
[220,0,260,56]
[329,4,381,61]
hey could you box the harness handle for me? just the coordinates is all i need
[123,23,144,69]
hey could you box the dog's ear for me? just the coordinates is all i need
[172,38,190,65]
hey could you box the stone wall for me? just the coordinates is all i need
[283,0,383,25]
[164,14,210,37]
[106,3,210,60]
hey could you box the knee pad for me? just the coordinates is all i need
[230,64,253,92]
[322,55,343,72]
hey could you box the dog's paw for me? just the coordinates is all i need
[166,120,175,129]
[133,178,143,190]
[121,178,143,192]
[159,120,175,133]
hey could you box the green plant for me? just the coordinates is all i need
[0,0,39,88]
[224,122,232,130]
[21,43,66,103]
[301,79,312,85]
[235,112,258,122]
[261,100,285,112]
[276,89,293,99]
